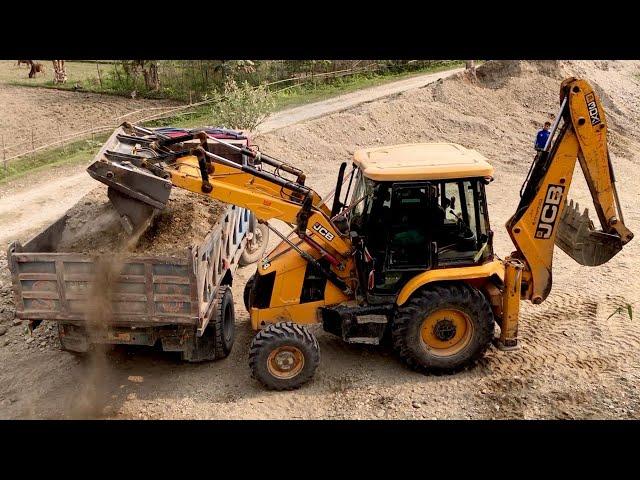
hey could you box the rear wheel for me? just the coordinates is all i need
[182,286,235,362]
[212,286,235,359]
[249,322,320,390]
[392,283,494,373]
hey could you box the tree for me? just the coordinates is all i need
[208,78,275,131]
[465,60,477,81]
[136,60,159,91]
[120,60,160,91]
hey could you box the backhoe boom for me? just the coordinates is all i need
[499,78,633,347]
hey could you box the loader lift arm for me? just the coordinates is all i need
[87,123,354,294]
[504,77,633,306]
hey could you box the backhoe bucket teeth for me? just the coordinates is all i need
[87,158,172,236]
[555,199,623,266]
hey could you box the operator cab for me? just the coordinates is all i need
[342,143,495,299]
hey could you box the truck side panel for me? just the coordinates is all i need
[10,253,196,326]
[8,204,253,332]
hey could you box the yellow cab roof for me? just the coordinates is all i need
[352,143,494,181]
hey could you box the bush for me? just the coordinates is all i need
[206,79,275,131]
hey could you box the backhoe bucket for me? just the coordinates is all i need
[555,199,623,266]
[87,158,172,236]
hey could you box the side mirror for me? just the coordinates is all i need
[450,196,456,210]
[331,162,347,217]
[483,176,494,185]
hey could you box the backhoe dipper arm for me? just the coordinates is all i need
[505,78,633,305]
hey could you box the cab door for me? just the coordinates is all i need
[366,182,437,294]
[385,182,436,270]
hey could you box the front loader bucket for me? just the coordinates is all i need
[87,158,172,236]
[555,199,623,266]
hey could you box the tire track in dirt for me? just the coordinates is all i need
[476,287,640,418]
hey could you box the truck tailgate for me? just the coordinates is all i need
[9,252,198,327]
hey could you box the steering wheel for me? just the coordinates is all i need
[454,216,476,249]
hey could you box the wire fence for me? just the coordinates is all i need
[1,106,189,168]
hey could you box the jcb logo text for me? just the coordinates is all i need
[313,222,335,241]
[585,92,601,126]
[535,184,565,239]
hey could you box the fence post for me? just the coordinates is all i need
[96,62,103,87]
[57,122,65,155]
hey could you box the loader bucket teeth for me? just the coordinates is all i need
[87,158,172,236]
[555,198,623,266]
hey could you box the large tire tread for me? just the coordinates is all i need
[249,322,320,391]
[392,282,494,374]
[213,286,235,360]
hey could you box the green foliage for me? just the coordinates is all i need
[206,79,275,130]
[0,60,465,182]
[271,61,464,110]
[6,60,463,103]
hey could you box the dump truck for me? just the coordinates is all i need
[6,127,269,361]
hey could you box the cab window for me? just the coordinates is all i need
[435,179,491,266]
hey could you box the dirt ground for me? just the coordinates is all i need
[0,80,177,158]
[1,60,640,419]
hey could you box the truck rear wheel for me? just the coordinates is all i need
[392,282,494,373]
[183,286,235,362]
[249,322,320,390]
[240,223,269,266]
[213,286,235,359]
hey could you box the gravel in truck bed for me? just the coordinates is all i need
[56,184,227,256]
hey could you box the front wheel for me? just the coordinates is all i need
[249,322,320,390]
[392,282,494,373]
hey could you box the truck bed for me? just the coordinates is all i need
[7,203,252,334]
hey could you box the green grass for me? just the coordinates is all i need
[0,136,108,184]
[0,60,116,90]
[145,61,465,128]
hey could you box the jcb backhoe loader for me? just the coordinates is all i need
[88,77,633,390]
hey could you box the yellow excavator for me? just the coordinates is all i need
[88,77,633,390]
